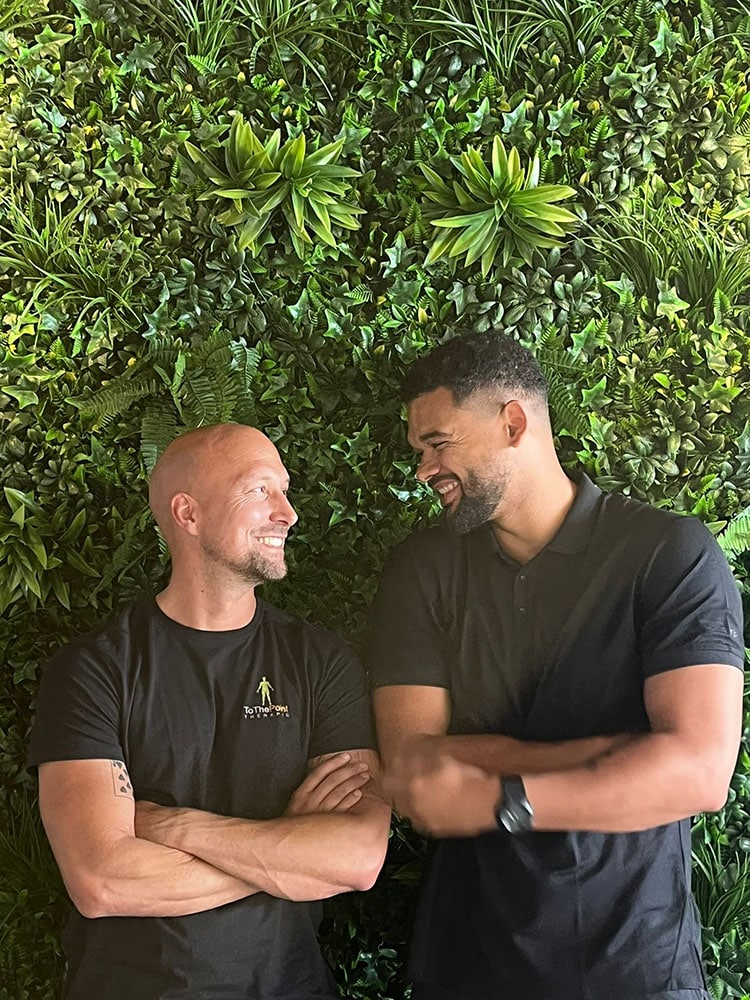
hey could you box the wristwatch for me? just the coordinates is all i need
[496,775,534,833]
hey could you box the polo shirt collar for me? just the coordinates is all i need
[545,471,602,554]
[482,470,602,562]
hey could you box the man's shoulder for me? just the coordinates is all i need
[597,486,698,539]
[50,599,155,665]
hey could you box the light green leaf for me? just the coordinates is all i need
[2,386,39,408]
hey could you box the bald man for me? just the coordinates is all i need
[29,423,390,1000]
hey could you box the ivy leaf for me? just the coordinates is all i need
[656,286,690,320]
[603,275,635,305]
[650,18,682,58]
[603,66,639,98]
[93,161,120,185]
[548,99,579,136]
[467,97,491,133]
[581,376,612,409]
[2,387,39,409]
[502,101,528,137]
[120,39,162,75]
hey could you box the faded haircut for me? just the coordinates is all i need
[402,331,548,406]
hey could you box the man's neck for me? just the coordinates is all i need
[156,580,258,632]
[491,469,577,565]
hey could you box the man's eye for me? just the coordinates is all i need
[252,486,268,495]
[434,441,448,450]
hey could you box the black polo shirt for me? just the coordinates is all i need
[368,474,744,1000]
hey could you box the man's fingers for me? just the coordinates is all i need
[304,760,368,793]
[306,752,352,779]
[331,789,364,812]
[286,757,371,814]
[315,770,370,810]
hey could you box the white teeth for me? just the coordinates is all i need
[259,537,284,548]
[436,482,458,496]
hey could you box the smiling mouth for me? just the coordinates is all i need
[430,477,461,506]
[257,536,285,548]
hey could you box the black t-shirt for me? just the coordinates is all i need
[29,598,376,1000]
[368,475,745,1000]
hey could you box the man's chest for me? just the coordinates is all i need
[120,649,314,817]
[442,551,646,738]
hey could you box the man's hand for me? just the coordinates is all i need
[384,738,500,838]
[285,752,372,816]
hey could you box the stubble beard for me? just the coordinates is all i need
[447,468,506,535]
[202,540,288,586]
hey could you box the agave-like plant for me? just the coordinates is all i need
[418,136,578,275]
[185,113,364,258]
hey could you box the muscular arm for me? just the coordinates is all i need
[379,665,743,836]
[136,749,391,902]
[525,663,743,832]
[38,758,257,919]
[374,685,633,774]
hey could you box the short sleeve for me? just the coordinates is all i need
[28,639,124,768]
[307,641,376,759]
[638,515,745,677]
[366,536,451,690]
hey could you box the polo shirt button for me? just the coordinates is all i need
[519,607,526,614]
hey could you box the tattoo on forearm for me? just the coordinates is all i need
[111,760,133,799]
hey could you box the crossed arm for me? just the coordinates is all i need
[39,750,390,919]
[375,663,744,836]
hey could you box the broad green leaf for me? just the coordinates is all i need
[2,386,38,408]
[66,549,101,578]
[304,138,346,169]
[432,211,494,229]
[210,188,257,200]
[279,135,306,179]
[291,187,306,229]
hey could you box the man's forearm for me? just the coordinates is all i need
[140,800,390,902]
[427,731,635,775]
[62,834,258,919]
[525,731,725,832]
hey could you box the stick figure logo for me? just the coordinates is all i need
[257,676,273,707]
[243,676,289,719]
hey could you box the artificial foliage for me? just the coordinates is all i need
[0,0,749,996]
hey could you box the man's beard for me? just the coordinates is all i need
[203,540,288,585]
[447,469,505,535]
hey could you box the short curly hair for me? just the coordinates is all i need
[402,331,548,405]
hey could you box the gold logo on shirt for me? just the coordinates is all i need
[243,676,290,718]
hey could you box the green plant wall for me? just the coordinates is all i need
[1,0,749,996]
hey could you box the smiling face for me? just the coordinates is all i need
[151,425,299,588]
[407,387,513,534]
[195,429,298,585]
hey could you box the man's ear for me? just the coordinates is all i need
[171,492,200,535]
[503,400,528,445]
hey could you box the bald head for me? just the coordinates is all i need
[149,424,282,542]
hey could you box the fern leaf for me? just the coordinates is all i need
[717,507,750,557]
[140,405,179,474]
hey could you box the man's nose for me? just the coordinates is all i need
[415,454,439,483]
[272,493,299,526]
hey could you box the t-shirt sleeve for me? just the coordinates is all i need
[366,536,451,690]
[307,640,376,758]
[27,638,124,768]
[638,515,745,678]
